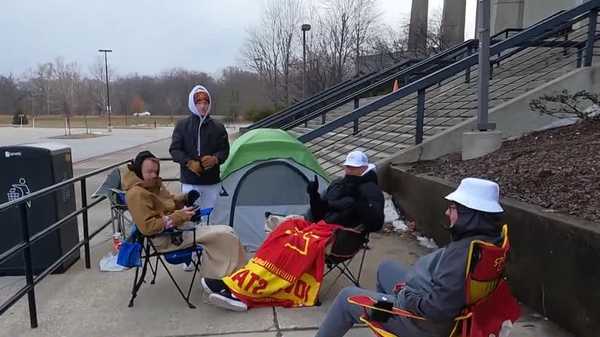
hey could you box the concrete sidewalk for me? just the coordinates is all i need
[0,138,574,337]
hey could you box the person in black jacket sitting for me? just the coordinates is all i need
[307,150,384,233]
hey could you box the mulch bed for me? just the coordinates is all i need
[409,119,600,224]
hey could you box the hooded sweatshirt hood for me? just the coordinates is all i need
[188,85,212,117]
[450,204,502,241]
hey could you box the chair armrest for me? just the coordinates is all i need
[347,295,425,321]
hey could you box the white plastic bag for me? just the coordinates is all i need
[99,252,128,272]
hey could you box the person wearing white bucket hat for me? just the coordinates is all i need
[315,177,505,337]
[445,177,504,214]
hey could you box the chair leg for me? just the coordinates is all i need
[150,256,159,284]
[110,208,117,233]
[356,248,368,286]
[128,265,140,307]
[128,243,150,308]
[155,255,196,309]
[186,250,201,300]
[147,239,196,309]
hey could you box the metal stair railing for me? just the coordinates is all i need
[279,27,534,132]
[248,27,523,132]
[246,58,423,130]
[249,59,422,130]
[278,39,481,130]
[298,2,600,176]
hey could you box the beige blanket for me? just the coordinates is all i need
[150,224,245,278]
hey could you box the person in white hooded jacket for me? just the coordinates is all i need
[169,85,229,211]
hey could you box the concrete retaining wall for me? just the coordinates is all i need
[382,167,600,337]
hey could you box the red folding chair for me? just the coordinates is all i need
[348,224,520,337]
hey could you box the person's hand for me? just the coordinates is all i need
[186,160,203,175]
[306,175,319,196]
[201,155,218,169]
[170,206,196,225]
[181,206,196,217]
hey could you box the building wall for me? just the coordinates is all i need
[408,0,429,53]
[491,0,584,34]
[441,0,467,46]
[492,0,525,34]
[523,0,582,26]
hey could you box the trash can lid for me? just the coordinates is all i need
[22,143,71,152]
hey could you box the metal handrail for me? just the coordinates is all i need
[280,40,480,130]
[313,24,591,174]
[248,26,530,131]
[251,59,422,129]
[0,157,180,328]
[305,6,597,176]
[247,76,357,129]
[299,1,600,144]
[278,27,542,132]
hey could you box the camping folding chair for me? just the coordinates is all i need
[124,204,214,309]
[94,168,212,308]
[127,225,204,309]
[264,212,369,294]
[323,227,370,287]
[92,167,131,235]
[348,224,521,337]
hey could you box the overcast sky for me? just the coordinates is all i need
[1,0,476,78]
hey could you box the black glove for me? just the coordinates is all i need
[306,175,319,197]
[185,190,200,207]
[370,299,394,323]
[327,196,355,211]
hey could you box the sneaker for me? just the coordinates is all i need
[182,251,199,272]
[182,262,195,272]
[200,277,227,295]
[208,293,248,312]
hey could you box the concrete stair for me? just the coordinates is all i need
[289,32,589,176]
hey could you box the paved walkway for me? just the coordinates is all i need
[0,137,574,337]
[0,123,245,163]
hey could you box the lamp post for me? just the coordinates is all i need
[477,0,494,131]
[301,24,311,98]
[98,49,113,131]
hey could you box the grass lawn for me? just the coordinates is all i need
[0,115,187,129]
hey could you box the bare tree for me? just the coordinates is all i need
[309,0,380,85]
[53,57,82,134]
[30,63,55,116]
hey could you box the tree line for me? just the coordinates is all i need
[0,0,448,123]
[0,57,271,122]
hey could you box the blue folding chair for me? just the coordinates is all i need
[126,224,205,309]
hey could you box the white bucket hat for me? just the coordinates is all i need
[343,150,368,167]
[445,177,504,213]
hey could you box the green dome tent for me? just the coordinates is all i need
[211,129,330,252]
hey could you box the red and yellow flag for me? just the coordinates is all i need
[223,219,339,308]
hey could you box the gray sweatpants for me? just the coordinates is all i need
[315,260,425,337]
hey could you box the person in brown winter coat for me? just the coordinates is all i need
[123,151,245,278]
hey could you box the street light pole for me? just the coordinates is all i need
[301,24,311,98]
[477,0,494,131]
[98,49,113,131]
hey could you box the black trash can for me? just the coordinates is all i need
[0,143,80,275]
